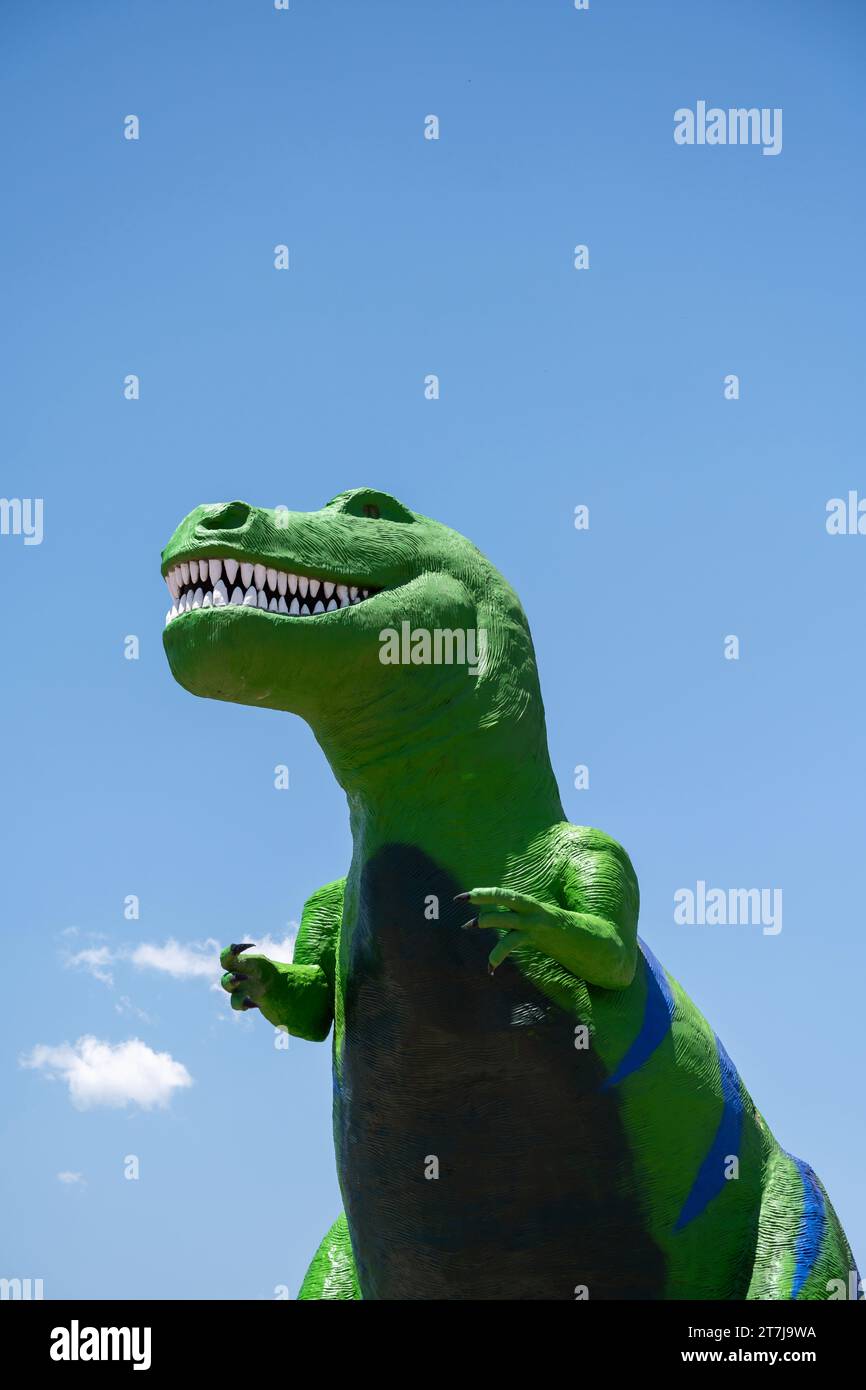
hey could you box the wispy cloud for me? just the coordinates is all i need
[61,932,298,998]
[64,945,116,986]
[57,1171,85,1186]
[114,995,154,1024]
[130,938,221,979]
[21,1036,192,1111]
[241,932,297,966]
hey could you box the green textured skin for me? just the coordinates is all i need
[162,489,858,1301]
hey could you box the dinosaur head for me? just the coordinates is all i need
[161,488,543,768]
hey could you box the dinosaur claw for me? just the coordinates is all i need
[231,942,255,955]
[453,892,471,903]
[243,997,259,1010]
[459,917,479,931]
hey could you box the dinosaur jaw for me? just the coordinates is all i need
[161,557,405,717]
[163,555,382,626]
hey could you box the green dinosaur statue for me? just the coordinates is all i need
[161,488,858,1301]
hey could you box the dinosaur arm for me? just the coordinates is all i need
[459,828,639,990]
[220,878,345,1040]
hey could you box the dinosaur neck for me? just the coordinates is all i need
[310,675,564,871]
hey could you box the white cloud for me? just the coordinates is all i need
[61,931,299,998]
[130,938,220,979]
[114,995,154,1024]
[57,1171,85,1186]
[21,1036,193,1111]
[64,945,115,986]
[244,932,297,965]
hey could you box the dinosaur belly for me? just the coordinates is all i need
[335,844,666,1300]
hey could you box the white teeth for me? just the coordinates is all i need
[163,555,376,624]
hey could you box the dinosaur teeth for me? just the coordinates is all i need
[163,557,381,625]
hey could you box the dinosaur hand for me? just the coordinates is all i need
[220,943,285,1022]
[454,888,562,975]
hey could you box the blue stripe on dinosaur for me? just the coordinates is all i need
[600,938,675,1090]
[788,1155,826,1298]
[674,1035,743,1231]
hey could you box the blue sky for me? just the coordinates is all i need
[2,0,864,1298]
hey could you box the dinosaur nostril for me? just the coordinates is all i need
[199,501,251,532]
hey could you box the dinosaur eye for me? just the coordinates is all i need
[326,489,415,523]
